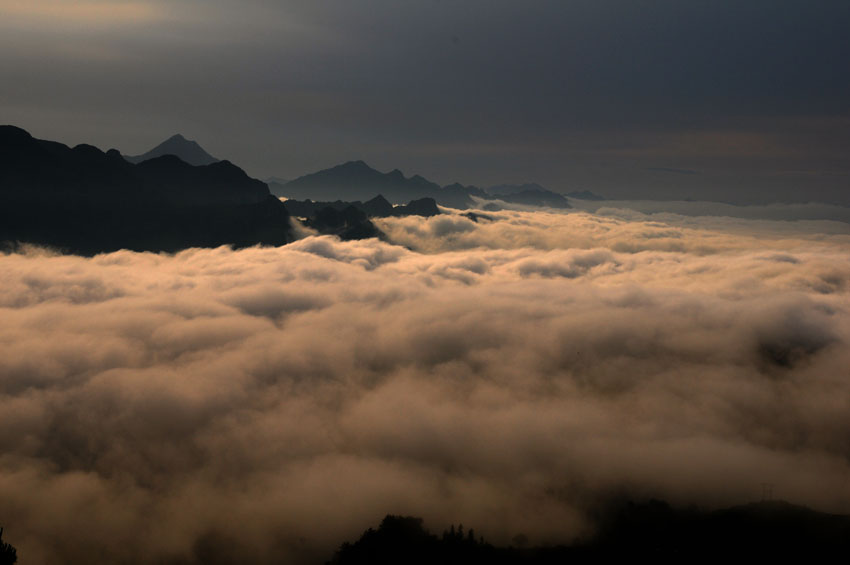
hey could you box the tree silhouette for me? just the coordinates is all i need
[329,501,850,564]
[0,528,17,565]
[328,515,498,565]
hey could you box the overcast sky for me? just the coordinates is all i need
[1,0,848,202]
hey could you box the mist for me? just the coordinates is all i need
[1,208,850,563]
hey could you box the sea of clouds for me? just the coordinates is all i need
[1,207,850,563]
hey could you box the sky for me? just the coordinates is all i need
[2,0,849,202]
[2,208,850,562]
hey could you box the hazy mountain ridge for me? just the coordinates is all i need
[486,189,572,209]
[281,160,476,207]
[487,183,550,196]
[566,190,606,201]
[0,126,291,254]
[265,176,289,186]
[284,194,440,220]
[279,160,485,208]
[124,133,219,166]
[279,161,576,210]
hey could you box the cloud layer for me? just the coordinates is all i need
[1,209,850,563]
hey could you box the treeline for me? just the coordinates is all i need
[0,528,16,565]
[328,500,850,564]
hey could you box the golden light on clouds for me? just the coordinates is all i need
[1,208,850,563]
[0,0,161,26]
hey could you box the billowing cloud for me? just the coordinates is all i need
[1,210,850,563]
[569,198,850,226]
[377,207,850,254]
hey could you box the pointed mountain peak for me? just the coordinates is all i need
[339,159,372,169]
[365,194,392,205]
[156,134,206,152]
[125,134,219,166]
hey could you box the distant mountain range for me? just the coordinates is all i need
[0,126,604,254]
[124,134,219,166]
[285,195,440,220]
[487,183,550,196]
[566,190,606,201]
[272,160,483,209]
[0,126,291,254]
[488,188,571,208]
[487,184,604,202]
[273,161,582,210]
[124,135,596,210]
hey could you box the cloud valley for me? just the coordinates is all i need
[1,208,849,563]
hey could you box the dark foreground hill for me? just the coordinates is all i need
[329,500,850,564]
[0,126,292,255]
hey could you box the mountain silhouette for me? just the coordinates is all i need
[281,161,580,210]
[284,195,439,220]
[483,184,572,208]
[329,500,850,564]
[280,161,485,209]
[487,183,550,196]
[399,197,441,217]
[304,205,383,241]
[359,194,395,217]
[264,176,289,190]
[439,182,489,209]
[566,190,606,201]
[285,195,440,241]
[0,527,16,565]
[492,189,571,208]
[124,133,219,166]
[0,125,291,254]
[267,180,290,197]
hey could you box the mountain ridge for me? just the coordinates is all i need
[279,160,577,210]
[0,125,291,254]
[279,161,487,209]
[124,133,219,166]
